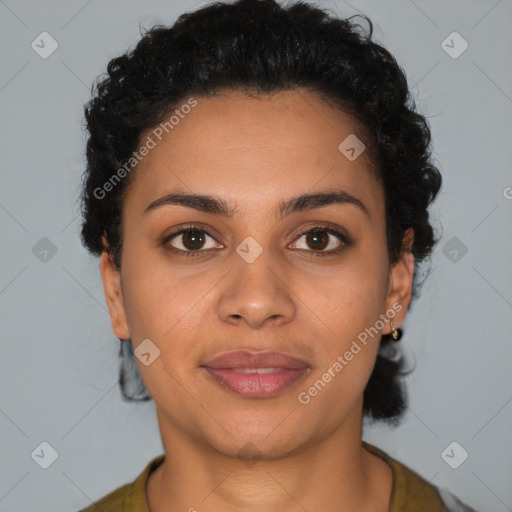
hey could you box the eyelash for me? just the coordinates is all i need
[161,223,350,258]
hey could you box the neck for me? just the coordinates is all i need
[146,406,393,512]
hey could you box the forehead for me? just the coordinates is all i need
[125,89,383,219]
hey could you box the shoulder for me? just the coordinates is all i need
[362,442,478,512]
[77,454,165,512]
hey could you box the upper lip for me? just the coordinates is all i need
[201,350,309,369]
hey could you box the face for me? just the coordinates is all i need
[100,89,414,459]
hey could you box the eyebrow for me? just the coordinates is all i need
[143,189,369,220]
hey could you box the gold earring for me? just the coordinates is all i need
[390,321,401,341]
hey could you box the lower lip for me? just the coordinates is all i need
[202,367,309,398]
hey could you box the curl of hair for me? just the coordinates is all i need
[80,0,442,422]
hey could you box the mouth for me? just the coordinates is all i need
[200,350,310,398]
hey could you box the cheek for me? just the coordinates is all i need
[298,273,387,414]
[120,262,206,396]
[119,255,172,340]
[303,256,389,380]
[311,259,389,333]
[120,249,217,361]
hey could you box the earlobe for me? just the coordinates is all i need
[384,228,415,334]
[99,250,131,340]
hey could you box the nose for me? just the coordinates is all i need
[216,253,296,330]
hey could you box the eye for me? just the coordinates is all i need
[163,224,222,257]
[162,223,350,258]
[290,225,349,256]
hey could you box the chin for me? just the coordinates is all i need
[199,411,311,461]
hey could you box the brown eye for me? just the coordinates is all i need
[165,227,220,255]
[181,230,206,251]
[290,225,348,256]
[305,230,329,251]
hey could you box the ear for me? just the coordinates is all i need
[99,238,130,340]
[383,228,415,335]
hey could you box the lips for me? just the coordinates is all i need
[202,350,309,370]
[201,350,310,398]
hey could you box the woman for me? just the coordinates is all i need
[78,0,477,510]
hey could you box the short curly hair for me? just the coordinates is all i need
[80,0,442,422]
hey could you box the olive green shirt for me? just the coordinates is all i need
[78,442,476,511]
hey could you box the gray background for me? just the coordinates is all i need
[0,0,511,510]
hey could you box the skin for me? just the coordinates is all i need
[100,88,414,512]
